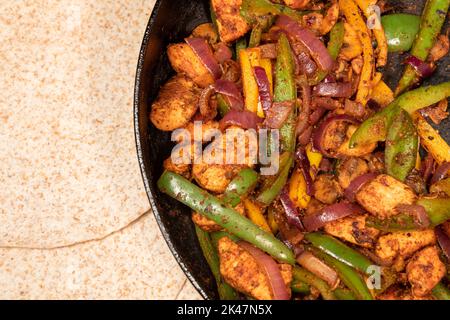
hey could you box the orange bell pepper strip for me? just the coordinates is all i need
[243,199,272,233]
[339,0,374,105]
[353,0,388,67]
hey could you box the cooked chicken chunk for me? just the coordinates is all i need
[218,237,292,300]
[192,202,245,232]
[337,157,370,189]
[375,230,436,265]
[192,23,219,44]
[429,34,449,63]
[150,75,199,131]
[356,174,417,219]
[163,157,191,179]
[192,163,242,194]
[167,43,215,87]
[377,285,434,300]
[406,246,446,297]
[313,174,343,204]
[324,214,380,248]
[211,0,250,43]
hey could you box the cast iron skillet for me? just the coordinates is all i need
[134,0,449,300]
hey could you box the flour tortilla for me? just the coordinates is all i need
[0,214,190,299]
[0,0,151,247]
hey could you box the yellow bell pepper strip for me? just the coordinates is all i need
[413,113,450,165]
[274,33,297,152]
[395,0,450,96]
[370,80,394,107]
[240,48,261,116]
[354,0,388,67]
[289,144,323,209]
[350,82,450,149]
[243,199,272,233]
[158,171,296,264]
[339,0,375,105]
[430,177,450,197]
[385,109,418,182]
[267,206,279,234]
[195,225,239,300]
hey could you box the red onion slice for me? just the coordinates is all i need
[264,101,294,129]
[302,202,365,232]
[253,66,272,114]
[312,115,360,157]
[296,251,339,288]
[435,226,450,260]
[213,79,244,110]
[405,55,435,79]
[295,147,315,196]
[420,153,435,183]
[279,187,305,231]
[214,42,232,64]
[431,162,450,185]
[198,85,217,120]
[276,15,334,72]
[238,241,290,300]
[186,37,222,79]
[219,110,263,131]
[313,82,353,98]
[259,43,277,59]
[396,204,431,229]
[344,173,378,202]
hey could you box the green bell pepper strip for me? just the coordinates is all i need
[385,109,418,182]
[395,0,450,95]
[291,279,311,295]
[381,14,421,53]
[349,82,450,148]
[235,38,247,62]
[249,24,263,48]
[367,198,450,231]
[256,152,294,206]
[311,21,345,85]
[432,282,450,300]
[158,171,295,264]
[240,0,304,26]
[310,247,373,300]
[293,267,337,300]
[217,94,231,117]
[195,225,239,300]
[210,231,240,246]
[274,33,297,153]
[416,198,450,226]
[222,168,259,207]
[333,288,357,300]
[305,233,374,275]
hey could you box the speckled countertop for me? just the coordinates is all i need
[0,0,201,299]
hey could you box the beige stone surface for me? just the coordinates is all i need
[0,0,152,248]
[0,0,201,299]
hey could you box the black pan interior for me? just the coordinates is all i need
[134,0,449,300]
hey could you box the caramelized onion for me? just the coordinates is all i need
[186,37,222,79]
